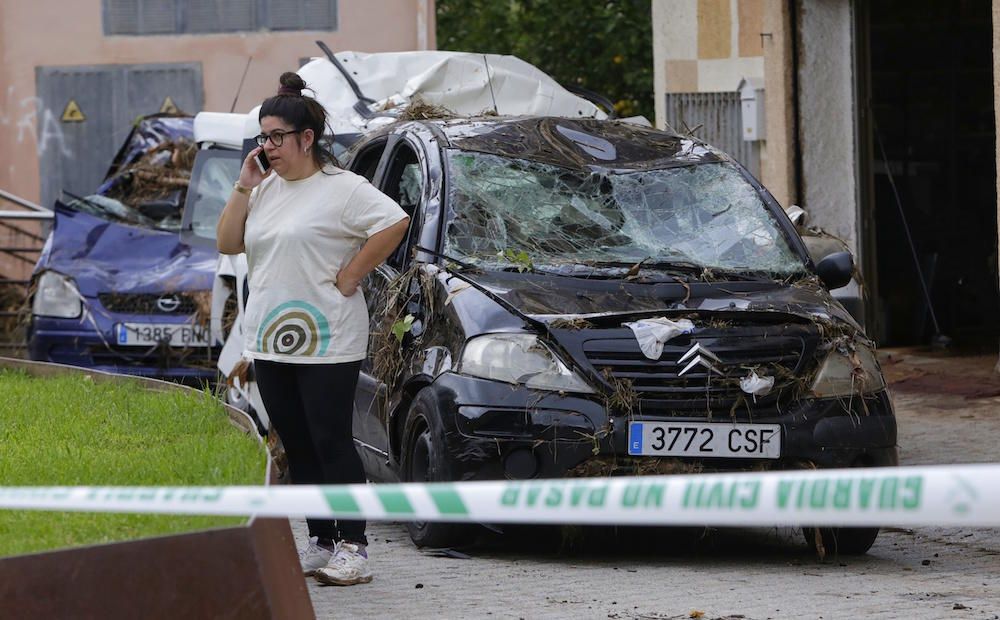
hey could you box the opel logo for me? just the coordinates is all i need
[156,294,182,313]
[677,342,724,376]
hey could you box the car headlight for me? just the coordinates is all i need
[810,343,886,398]
[32,271,82,319]
[459,333,595,394]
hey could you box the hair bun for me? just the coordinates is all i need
[277,72,306,96]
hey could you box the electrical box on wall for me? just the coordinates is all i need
[738,77,766,142]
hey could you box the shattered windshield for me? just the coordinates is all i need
[61,193,179,231]
[443,151,805,277]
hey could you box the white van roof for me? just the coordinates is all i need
[192,112,256,148]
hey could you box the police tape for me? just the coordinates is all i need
[0,464,997,528]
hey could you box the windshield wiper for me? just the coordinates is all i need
[712,268,811,282]
[494,263,569,276]
[62,191,109,214]
[414,245,577,277]
[582,260,804,282]
[583,259,704,278]
[413,245,481,271]
[61,190,160,229]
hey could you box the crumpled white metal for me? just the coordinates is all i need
[196,51,609,148]
[295,50,607,136]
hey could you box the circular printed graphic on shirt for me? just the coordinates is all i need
[256,300,331,356]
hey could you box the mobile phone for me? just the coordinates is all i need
[254,150,270,174]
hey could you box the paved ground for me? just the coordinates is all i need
[294,349,1000,619]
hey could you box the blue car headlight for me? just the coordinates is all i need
[32,271,82,319]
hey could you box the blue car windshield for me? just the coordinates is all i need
[443,151,805,276]
[62,193,181,232]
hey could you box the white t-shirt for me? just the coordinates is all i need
[242,166,408,364]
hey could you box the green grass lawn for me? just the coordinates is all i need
[0,369,267,557]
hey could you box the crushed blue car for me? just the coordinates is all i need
[27,114,223,383]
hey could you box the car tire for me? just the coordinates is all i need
[400,388,475,549]
[802,526,879,557]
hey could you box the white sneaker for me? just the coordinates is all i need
[298,537,334,576]
[314,542,373,586]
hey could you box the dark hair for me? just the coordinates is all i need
[259,72,338,169]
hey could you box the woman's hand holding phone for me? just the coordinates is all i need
[238,146,271,190]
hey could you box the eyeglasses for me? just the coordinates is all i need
[254,129,302,147]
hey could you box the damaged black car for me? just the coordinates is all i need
[343,116,895,553]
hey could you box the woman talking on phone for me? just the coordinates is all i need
[217,72,409,586]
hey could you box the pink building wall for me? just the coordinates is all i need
[0,0,435,280]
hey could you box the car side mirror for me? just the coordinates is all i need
[784,204,806,226]
[815,251,854,290]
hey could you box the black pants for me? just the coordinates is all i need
[255,359,368,545]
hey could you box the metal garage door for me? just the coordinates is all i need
[35,63,203,209]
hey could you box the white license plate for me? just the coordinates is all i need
[115,323,210,347]
[628,421,781,459]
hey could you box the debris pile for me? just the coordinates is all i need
[396,96,457,121]
[188,290,212,330]
[101,137,197,226]
[548,317,595,330]
[369,263,427,406]
[58,115,198,232]
[567,456,703,477]
[0,284,27,346]
[601,367,638,417]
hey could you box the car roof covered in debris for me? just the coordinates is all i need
[98,114,194,186]
[408,116,726,171]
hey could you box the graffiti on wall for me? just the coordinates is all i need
[0,86,72,158]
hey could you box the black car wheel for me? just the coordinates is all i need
[400,389,475,548]
[801,459,885,558]
[802,526,880,557]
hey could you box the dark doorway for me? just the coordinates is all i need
[858,0,997,348]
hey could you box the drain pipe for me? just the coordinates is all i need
[789,0,805,205]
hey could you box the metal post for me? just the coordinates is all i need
[0,189,48,213]
[0,212,53,221]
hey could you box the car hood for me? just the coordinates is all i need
[444,269,861,333]
[36,204,216,297]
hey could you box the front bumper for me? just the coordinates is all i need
[28,314,219,382]
[426,373,898,481]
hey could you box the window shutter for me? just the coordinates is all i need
[266,0,302,30]
[105,0,140,34]
[301,0,336,29]
[104,0,333,34]
[137,0,179,34]
[268,0,336,31]
[188,0,256,33]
